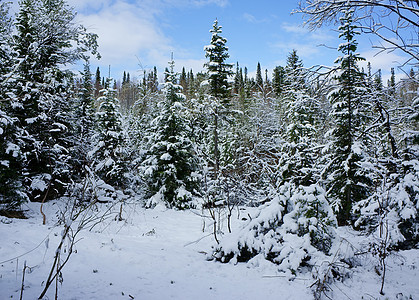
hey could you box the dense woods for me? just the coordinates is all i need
[0,0,417,298]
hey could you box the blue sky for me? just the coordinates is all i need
[10,0,409,82]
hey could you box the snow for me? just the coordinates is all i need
[29,174,51,192]
[0,201,418,300]
[160,153,172,161]
[0,201,306,299]
[5,142,20,158]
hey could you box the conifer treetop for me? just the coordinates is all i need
[204,19,233,101]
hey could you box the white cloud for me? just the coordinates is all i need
[71,0,213,78]
[74,2,171,76]
[272,41,322,58]
[242,13,269,24]
[281,22,334,42]
[191,0,229,7]
[268,23,337,67]
[174,58,207,73]
[68,0,113,12]
[281,23,308,35]
[358,49,409,83]
[11,0,222,79]
[360,49,407,70]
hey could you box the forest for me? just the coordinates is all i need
[0,0,418,299]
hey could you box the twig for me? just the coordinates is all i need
[40,182,52,225]
[20,260,26,300]
[0,231,53,265]
[183,233,213,247]
[262,275,309,281]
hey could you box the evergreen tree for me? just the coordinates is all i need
[94,67,101,99]
[244,66,252,98]
[204,19,233,103]
[233,62,240,94]
[90,78,127,187]
[284,50,305,90]
[141,60,200,209]
[122,71,127,86]
[73,61,95,176]
[324,9,371,225]
[0,0,12,80]
[180,67,187,92]
[279,88,319,187]
[256,62,263,90]
[388,67,396,95]
[9,0,99,200]
[187,69,196,98]
[374,69,383,90]
[0,1,27,211]
[272,66,285,97]
[203,19,233,178]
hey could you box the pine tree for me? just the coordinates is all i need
[94,67,102,98]
[388,67,396,95]
[9,0,99,201]
[374,69,383,90]
[280,88,319,187]
[72,61,95,176]
[256,62,263,90]
[0,0,12,80]
[272,66,285,97]
[141,60,200,209]
[90,78,127,187]
[203,19,233,179]
[284,50,305,90]
[204,19,233,103]
[233,62,240,94]
[0,1,27,211]
[180,67,187,92]
[325,9,371,225]
[187,69,196,98]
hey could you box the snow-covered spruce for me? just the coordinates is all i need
[212,183,336,276]
[140,59,200,209]
[322,9,371,226]
[89,78,128,188]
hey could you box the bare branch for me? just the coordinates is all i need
[295,0,419,65]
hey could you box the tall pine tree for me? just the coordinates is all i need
[141,59,200,209]
[90,78,127,187]
[325,9,371,226]
[0,1,26,211]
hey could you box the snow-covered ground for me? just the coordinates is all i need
[1,201,417,300]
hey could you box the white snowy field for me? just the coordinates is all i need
[0,201,418,300]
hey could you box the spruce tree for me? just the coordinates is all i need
[388,67,396,95]
[180,67,187,92]
[187,69,196,98]
[94,67,101,98]
[284,50,305,90]
[0,1,27,211]
[203,19,233,179]
[256,62,263,90]
[325,9,371,225]
[90,78,127,187]
[141,60,200,209]
[73,61,95,176]
[272,66,285,97]
[374,69,383,90]
[10,0,99,201]
[204,19,233,103]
